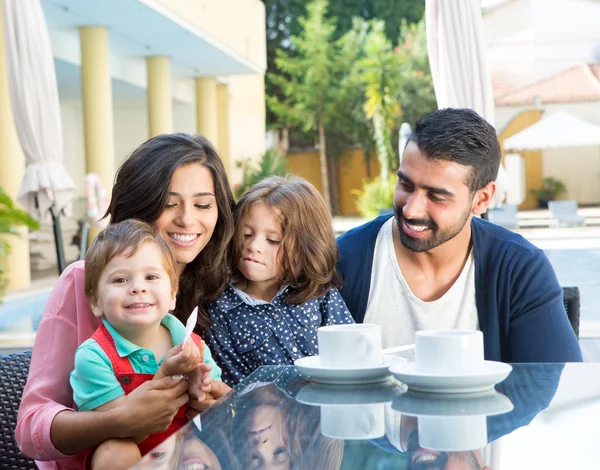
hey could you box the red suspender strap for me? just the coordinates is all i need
[191,332,202,349]
[91,324,136,375]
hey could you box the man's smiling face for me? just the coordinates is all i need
[394,142,475,253]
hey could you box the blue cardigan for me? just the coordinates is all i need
[337,215,582,363]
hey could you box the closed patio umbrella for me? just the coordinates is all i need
[425,0,508,208]
[2,0,76,274]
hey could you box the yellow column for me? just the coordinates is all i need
[79,26,115,240]
[146,56,172,137]
[0,2,30,290]
[216,83,231,178]
[195,77,218,146]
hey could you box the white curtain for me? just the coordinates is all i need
[426,0,508,207]
[2,0,75,221]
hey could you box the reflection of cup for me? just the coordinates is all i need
[318,324,382,367]
[392,389,514,452]
[416,330,484,374]
[320,404,385,440]
[418,415,487,451]
[296,381,404,441]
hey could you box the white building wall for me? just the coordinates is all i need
[484,0,600,92]
[543,146,600,204]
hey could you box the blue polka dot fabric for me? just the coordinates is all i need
[205,285,354,386]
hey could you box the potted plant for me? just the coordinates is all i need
[0,187,39,301]
[530,177,567,209]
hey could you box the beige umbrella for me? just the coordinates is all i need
[2,0,76,273]
[425,0,508,208]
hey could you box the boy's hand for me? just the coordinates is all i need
[188,362,213,402]
[187,380,232,414]
[157,339,203,378]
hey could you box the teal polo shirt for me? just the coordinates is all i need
[70,314,222,411]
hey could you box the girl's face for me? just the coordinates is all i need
[238,203,283,292]
[247,404,291,470]
[153,163,218,276]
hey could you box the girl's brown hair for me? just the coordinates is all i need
[105,133,235,331]
[231,176,341,304]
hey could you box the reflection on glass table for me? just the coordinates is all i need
[132,363,600,470]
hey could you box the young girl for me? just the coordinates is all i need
[71,219,220,469]
[205,176,354,386]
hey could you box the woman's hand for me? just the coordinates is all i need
[157,340,203,379]
[115,375,190,437]
[49,375,189,455]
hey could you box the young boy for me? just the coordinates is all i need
[70,219,221,469]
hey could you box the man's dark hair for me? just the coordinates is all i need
[407,108,501,192]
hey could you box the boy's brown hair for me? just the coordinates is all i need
[84,219,178,307]
[231,176,341,304]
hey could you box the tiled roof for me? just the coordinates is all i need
[495,63,600,106]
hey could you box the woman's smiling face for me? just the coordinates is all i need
[153,163,218,275]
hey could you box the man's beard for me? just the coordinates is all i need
[395,207,471,253]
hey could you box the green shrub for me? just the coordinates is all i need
[0,187,39,301]
[234,149,287,199]
[352,173,396,219]
[530,177,567,201]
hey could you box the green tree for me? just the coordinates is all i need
[0,187,39,300]
[267,0,337,209]
[395,18,437,127]
[262,0,425,128]
[359,20,403,179]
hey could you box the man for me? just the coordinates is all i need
[337,108,582,362]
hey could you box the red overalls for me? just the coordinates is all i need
[82,324,202,466]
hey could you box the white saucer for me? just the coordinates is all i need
[389,361,513,393]
[296,380,404,406]
[294,355,406,385]
[392,389,514,417]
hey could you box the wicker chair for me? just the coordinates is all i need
[563,286,581,339]
[0,351,36,469]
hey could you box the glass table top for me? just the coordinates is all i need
[132,362,600,470]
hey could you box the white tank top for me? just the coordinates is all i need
[364,218,479,349]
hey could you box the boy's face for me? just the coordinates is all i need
[91,242,176,335]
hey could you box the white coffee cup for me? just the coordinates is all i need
[417,415,488,451]
[318,324,383,368]
[415,330,484,374]
[320,404,385,440]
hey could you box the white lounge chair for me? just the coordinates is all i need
[487,204,518,229]
[548,200,585,227]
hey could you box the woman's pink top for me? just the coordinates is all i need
[16,260,101,469]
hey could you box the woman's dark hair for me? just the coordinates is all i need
[105,133,235,330]
[407,108,501,193]
[231,176,341,305]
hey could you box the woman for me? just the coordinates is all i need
[16,133,234,469]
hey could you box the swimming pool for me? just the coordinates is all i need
[0,289,50,333]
